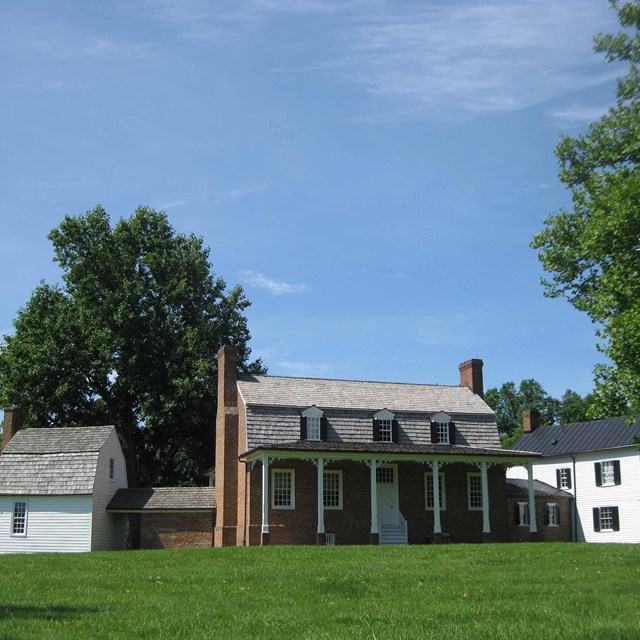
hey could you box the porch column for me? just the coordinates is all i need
[316,457,325,545]
[261,454,270,545]
[370,459,379,544]
[432,461,442,542]
[527,462,538,538]
[481,461,491,541]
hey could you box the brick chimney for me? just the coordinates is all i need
[459,359,484,398]
[522,409,541,433]
[2,408,21,448]
[214,345,240,547]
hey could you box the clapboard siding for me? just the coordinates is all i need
[91,430,128,551]
[507,447,640,543]
[0,495,92,554]
[245,406,499,450]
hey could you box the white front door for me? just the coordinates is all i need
[376,464,399,525]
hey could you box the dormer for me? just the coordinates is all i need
[300,406,326,441]
[430,411,456,445]
[372,409,398,443]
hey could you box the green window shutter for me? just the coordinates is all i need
[613,460,621,485]
[320,416,328,441]
[593,507,601,532]
[391,419,399,443]
[448,421,456,445]
[566,470,572,490]
[612,507,620,531]
[555,504,561,526]
[594,462,602,487]
[300,416,307,440]
[430,422,438,443]
[544,504,550,526]
[372,419,380,442]
[556,469,561,489]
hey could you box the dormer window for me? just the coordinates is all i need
[300,406,326,441]
[430,412,455,445]
[373,409,398,443]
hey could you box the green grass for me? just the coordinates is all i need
[0,544,638,640]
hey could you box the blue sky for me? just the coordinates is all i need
[0,0,622,399]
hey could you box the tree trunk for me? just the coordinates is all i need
[117,408,141,549]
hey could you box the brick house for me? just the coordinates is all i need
[214,345,545,546]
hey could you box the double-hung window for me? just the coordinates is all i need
[467,473,482,510]
[109,458,115,480]
[11,501,27,536]
[556,468,571,490]
[430,412,454,445]
[272,469,295,509]
[323,471,343,510]
[593,506,620,532]
[373,409,396,443]
[301,406,324,441]
[379,419,393,443]
[424,472,446,510]
[306,416,321,441]
[517,502,530,527]
[595,460,621,487]
[547,503,560,526]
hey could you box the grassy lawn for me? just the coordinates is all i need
[0,543,638,640]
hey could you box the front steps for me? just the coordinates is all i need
[379,522,408,545]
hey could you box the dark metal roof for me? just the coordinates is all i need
[506,478,572,499]
[107,487,215,512]
[243,440,538,459]
[511,416,640,456]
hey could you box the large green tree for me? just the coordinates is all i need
[485,379,595,448]
[0,206,264,486]
[532,1,640,416]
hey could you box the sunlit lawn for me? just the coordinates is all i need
[0,543,638,639]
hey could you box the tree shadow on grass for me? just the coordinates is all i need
[0,605,99,621]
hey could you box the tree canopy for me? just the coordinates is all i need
[532,1,640,417]
[485,380,595,448]
[0,205,264,486]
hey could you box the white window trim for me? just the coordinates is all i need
[467,472,483,511]
[271,469,295,510]
[323,470,343,510]
[547,503,559,527]
[598,506,615,532]
[431,412,452,445]
[600,461,616,487]
[424,472,446,511]
[11,500,28,537]
[558,468,571,490]
[302,406,324,442]
[517,502,530,527]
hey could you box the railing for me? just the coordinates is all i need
[399,512,408,543]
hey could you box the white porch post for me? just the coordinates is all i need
[527,462,537,535]
[317,457,325,543]
[432,461,442,535]
[481,461,491,535]
[261,454,270,542]
[370,459,379,543]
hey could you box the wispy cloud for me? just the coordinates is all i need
[336,1,619,121]
[239,271,307,295]
[156,199,191,211]
[548,103,612,124]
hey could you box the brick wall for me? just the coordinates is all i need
[243,459,515,545]
[505,495,572,542]
[140,512,214,549]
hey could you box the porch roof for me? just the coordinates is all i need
[242,440,539,462]
[107,487,216,512]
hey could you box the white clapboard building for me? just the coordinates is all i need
[0,423,128,553]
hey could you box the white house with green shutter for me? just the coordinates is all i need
[0,424,128,553]
[508,413,640,543]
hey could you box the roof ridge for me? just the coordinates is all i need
[238,373,466,390]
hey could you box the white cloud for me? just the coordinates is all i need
[549,104,612,124]
[239,271,307,295]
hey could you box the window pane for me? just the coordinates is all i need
[12,501,27,535]
[601,462,615,485]
[379,420,392,442]
[425,473,445,509]
[273,470,293,508]
[468,474,482,509]
[599,506,614,530]
[437,422,449,444]
[376,467,394,484]
[323,471,342,509]
[307,417,321,441]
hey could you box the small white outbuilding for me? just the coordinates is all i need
[0,425,128,553]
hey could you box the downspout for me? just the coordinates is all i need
[571,454,577,543]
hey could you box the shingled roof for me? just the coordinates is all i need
[107,487,215,511]
[0,426,115,495]
[511,416,640,456]
[237,374,493,414]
